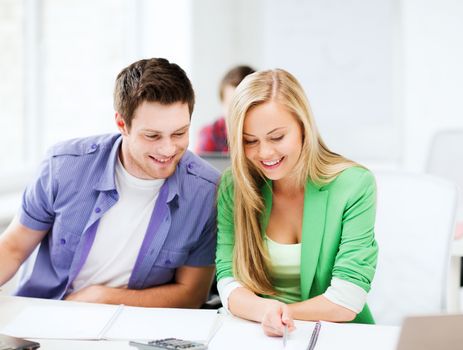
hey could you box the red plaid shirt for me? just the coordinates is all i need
[197,117,228,153]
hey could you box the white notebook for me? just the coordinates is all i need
[309,321,400,350]
[208,317,399,350]
[1,302,218,341]
[209,316,318,350]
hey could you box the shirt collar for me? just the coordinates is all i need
[94,135,122,192]
[165,161,180,204]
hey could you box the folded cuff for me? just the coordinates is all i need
[323,277,367,313]
[217,277,242,312]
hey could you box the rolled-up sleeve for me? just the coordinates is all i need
[331,170,378,293]
[324,277,368,313]
[20,156,56,232]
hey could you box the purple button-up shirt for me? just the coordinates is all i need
[16,133,220,299]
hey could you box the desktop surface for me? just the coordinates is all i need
[0,295,400,350]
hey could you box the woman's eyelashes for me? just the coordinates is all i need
[243,138,258,145]
[270,135,284,142]
[243,134,285,145]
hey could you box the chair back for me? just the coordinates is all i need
[368,171,458,325]
[426,129,463,223]
[426,129,463,189]
[199,152,230,173]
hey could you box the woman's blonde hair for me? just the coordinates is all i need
[226,69,360,295]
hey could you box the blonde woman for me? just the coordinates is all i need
[216,69,378,336]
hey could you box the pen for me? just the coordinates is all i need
[306,321,321,350]
[283,324,288,348]
[205,312,225,345]
[97,304,124,340]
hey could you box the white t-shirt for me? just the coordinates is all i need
[72,156,164,292]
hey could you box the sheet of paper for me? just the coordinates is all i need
[0,303,117,340]
[104,306,219,341]
[315,321,400,350]
[208,316,317,350]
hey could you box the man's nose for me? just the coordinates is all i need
[158,139,176,157]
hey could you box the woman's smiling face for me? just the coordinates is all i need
[243,101,303,183]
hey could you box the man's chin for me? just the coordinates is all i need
[146,152,185,179]
[148,164,178,180]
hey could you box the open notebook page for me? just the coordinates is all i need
[0,303,117,340]
[104,305,218,341]
[208,316,317,350]
[314,321,400,350]
[1,303,218,342]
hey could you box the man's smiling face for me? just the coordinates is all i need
[117,100,190,180]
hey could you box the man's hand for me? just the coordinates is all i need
[64,265,214,307]
[261,300,296,337]
[65,285,112,304]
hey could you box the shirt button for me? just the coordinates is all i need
[187,163,194,169]
[91,143,97,149]
[95,207,101,213]
[60,238,66,245]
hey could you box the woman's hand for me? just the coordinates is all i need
[261,300,296,337]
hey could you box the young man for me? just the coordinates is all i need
[0,58,219,308]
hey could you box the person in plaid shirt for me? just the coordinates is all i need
[197,65,255,154]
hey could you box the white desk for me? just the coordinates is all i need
[0,295,400,350]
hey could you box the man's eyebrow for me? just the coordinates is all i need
[141,123,190,134]
[173,124,190,132]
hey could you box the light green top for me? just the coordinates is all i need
[265,235,302,304]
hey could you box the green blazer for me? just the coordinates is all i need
[216,166,378,324]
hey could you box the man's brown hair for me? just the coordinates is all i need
[114,58,195,128]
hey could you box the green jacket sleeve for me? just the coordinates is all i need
[215,170,236,281]
[331,169,378,292]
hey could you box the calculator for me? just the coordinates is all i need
[0,334,40,350]
[129,338,207,350]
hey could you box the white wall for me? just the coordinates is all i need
[0,0,25,168]
[2,0,463,172]
[401,0,463,171]
[189,0,263,150]
[190,0,463,171]
[259,0,400,168]
[189,0,402,168]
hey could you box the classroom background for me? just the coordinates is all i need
[1,0,463,306]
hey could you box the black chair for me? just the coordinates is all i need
[201,277,222,309]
